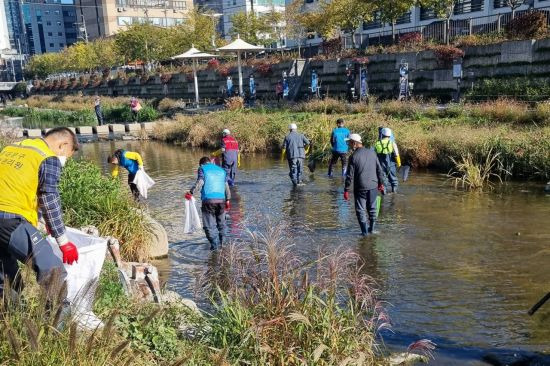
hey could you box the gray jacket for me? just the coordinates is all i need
[345,147,384,192]
[281,131,310,159]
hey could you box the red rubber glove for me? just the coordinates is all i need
[378,184,385,194]
[185,192,192,200]
[343,191,349,201]
[225,200,231,211]
[60,242,79,265]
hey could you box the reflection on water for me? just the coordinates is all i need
[80,141,550,361]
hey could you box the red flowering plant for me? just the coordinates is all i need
[352,57,369,65]
[217,65,230,77]
[431,45,465,67]
[207,58,220,70]
[255,61,273,77]
[399,32,422,46]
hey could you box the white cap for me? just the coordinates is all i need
[346,133,362,143]
[381,127,392,137]
[289,123,297,130]
[222,129,230,135]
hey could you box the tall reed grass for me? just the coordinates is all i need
[447,148,511,191]
[200,225,387,365]
[59,160,152,261]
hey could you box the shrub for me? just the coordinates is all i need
[448,148,510,191]
[399,31,422,45]
[467,77,550,102]
[469,99,530,124]
[206,58,220,70]
[294,97,348,114]
[59,159,151,260]
[378,99,424,119]
[505,11,548,39]
[217,65,230,77]
[255,61,272,77]
[321,37,342,58]
[157,97,179,112]
[431,45,465,67]
[224,96,244,110]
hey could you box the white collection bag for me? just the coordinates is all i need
[184,196,202,234]
[132,169,155,199]
[49,227,107,311]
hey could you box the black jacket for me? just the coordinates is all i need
[345,147,384,192]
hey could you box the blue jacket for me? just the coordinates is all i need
[201,163,227,201]
[119,150,139,175]
[331,127,350,153]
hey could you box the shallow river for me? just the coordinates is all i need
[81,140,550,365]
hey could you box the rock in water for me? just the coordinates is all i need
[388,353,429,365]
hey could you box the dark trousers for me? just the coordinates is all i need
[95,107,103,126]
[201,202,226,250]
[0,218,66,296]
[128,172,140,201]
[131,110,138,122]
[382,163,398,192]
[328,151,348,176]
[354,189,378,228]
[222,160,237,186]
[288,158,304,185]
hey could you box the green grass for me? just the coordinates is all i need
[0,106,97,129]
[59,159,152,261]
[152,103,550,180]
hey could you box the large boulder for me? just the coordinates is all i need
[143,212,169,259]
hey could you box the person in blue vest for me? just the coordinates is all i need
[375,128,401,193]
[186,157,231,250]
[328,118,350,177]
[108,149,144,201]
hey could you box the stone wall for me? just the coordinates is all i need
[35,38,550,101]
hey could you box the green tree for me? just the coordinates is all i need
[25,52,64,79]
[419,0,455,44]
[325,0,375,47]
[114,23,173,65]
[65,41,96,72]
[373,0,416,43]
[92,38,122,70]
[230,11,275,45]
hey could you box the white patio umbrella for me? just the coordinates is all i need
[217,35,264,96]
[172,46,217,105]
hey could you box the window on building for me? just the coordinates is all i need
[57,21,62,25]
[454,0,484,15]
[60,43,64,47]
[396,11,411,25]
[117,16,132,25]
[48,31,52,36]
[49,43,54,47]
[54,10,60,14]
[420,6,437,21]
[46,21,51,25]
[58,31,62,36]
[363,12,382,30]
[45,10,50,14]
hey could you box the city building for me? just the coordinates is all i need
[2,0,27,52]
[78,0,193,40]
[21,0,78,55]
[0,0,11,50]
[222,0,285,43]
[194,0,224,35]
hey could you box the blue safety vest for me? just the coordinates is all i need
[332,127,350,153]
[119,150,139,175]
[201,163,226,200]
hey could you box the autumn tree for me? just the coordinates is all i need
[325,0,376,47]
[419,0,455,44]
[373,0,416,43]
[285,0,309,54]
[230,11,282,45]
[26,52,63,79]
[507,0,525,19]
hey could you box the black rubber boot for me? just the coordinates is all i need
[359,221,368,236]
[368,219,376,234]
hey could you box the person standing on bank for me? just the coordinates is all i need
[108,149,144,201]
[94,96,104,126]
[281,123,310,187]
[344,133,385,236]
[0,127,80,297]
[212,129,240,186]
[328,118,350,177]
[185,157,231,251]
[375,127,401,193]
[130,97,141,123]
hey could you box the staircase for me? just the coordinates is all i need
[286,59,309,102]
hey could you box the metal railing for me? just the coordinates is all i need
[341,7,550,48]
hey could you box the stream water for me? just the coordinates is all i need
[80,140,550,365]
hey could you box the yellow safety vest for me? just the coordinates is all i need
[0,138,56,226]
[375,138,394,155]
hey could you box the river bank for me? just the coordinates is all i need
[151,100,550,181]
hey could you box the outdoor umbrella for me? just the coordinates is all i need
[172,46,217,105]
[217,35,264,96]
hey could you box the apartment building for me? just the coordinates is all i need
[79,0,192,40]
